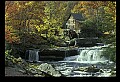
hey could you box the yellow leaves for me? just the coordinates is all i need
[40,24,44,27]
[11,36,20,43]
[34,25,40,32]
[35,24,45,32]
[35,25,40,31]
[43,18,49,23]
[25,1,34,6]
[80,1,85,5]
[113,16,116,24]
[80,8,87,13]
[104,1,116,15]
[63,8,66,11]
[5,26,20,44]
[51,19,57,24]
[5,26,14,32]
[5,13,9,20]
[104,32,110,35]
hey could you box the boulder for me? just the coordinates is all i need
[110,71,116,77]
[39,63,62,77]
[55,42,67,47]
[84,65,100,73]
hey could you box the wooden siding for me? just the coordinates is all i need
[66,15,81,34]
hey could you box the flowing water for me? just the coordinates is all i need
[27,45,116,77]
[64,46,107,63]
[28,49,39,62]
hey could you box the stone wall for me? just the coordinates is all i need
[25,48,78,61]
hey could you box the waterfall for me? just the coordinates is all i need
[28,49,39,62]
[64,46,107,63]
[77,50,89,61]
[77,49,105,62]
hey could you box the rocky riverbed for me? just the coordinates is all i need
[5,56,64,77]
[46,61,116,77]
[5,59,116,77]
[5,47,116,77]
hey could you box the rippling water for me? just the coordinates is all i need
[47,60,115,77]
[28,45,116,77]
[46,45,116,77]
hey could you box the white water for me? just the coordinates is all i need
[28,49,39,62]
[77,49,105,61]
[25,45,115,77]
[64,46,108,64]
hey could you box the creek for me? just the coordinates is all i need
[25,44,116,77]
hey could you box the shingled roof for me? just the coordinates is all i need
[70,13,84,21]
[61,13,84,28]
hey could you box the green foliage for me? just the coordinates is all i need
[103,45,116,62]
[72,1,116,62]
[5,1,71,50]
[5,49,23,66]
[5,1,116,62]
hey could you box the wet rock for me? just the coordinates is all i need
[39,63,62,77]
[39,48,78,61]
[34,74,44,77]
[55,42,67,47]
[29,68,38,74]
[99,69,104,73]
[21,59,29,66]
[110,66,116,77]
[18,69,26,74]
[69,39,76,46]
[114,66,116,70]
[84,65,100,73]
[75,38,99,47]
[79,67,88,71]
[110,71,116,77]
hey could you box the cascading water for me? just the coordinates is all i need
[28,49,39,62]
[24,45,115,77]
[77,49,106,62]
[56,45,116,77]
[64,46,107,63]
[48,45,115,77]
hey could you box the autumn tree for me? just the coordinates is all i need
[5,1,75,56]
[36,1,77,44]
[5,1,21,50]
[72,1,116,62]
[5,1,46,57]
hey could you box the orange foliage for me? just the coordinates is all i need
[5,26,20,44]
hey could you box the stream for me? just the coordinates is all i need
[26,45,116,77]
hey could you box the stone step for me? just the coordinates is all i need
[25,48,78,61]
